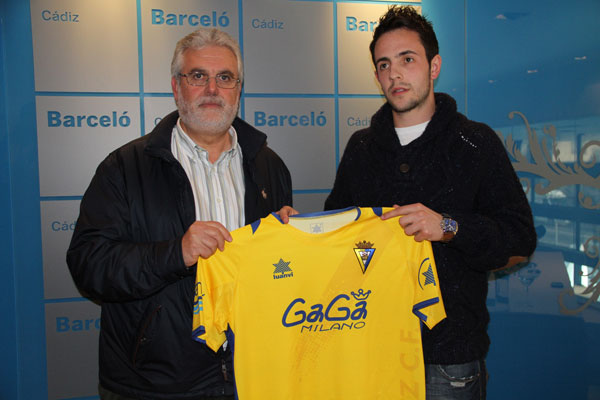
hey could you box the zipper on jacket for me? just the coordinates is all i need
[221,359,229,382]
[132,305,162,365]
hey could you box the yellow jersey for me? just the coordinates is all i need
[193,207,446,399]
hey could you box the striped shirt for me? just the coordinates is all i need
[171,119,245,231]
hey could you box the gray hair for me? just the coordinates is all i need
[171,28,244,84]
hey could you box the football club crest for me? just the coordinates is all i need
[354,240,375,274]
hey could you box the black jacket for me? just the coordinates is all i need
[67,111,292,399]
[326,93,536,364]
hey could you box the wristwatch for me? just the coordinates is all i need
[440,213,458,242]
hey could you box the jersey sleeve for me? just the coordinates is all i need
[191,222,257,351]
[192,257,227,352]
[192,236,243,352]
[411,242,446,330]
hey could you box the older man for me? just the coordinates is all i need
[67,28,292,400]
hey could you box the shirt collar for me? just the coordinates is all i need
[175,118,240,161]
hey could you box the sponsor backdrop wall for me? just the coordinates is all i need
[1,0,600,399]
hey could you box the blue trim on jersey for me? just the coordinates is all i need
[251,219,262,234]
[290,206,358,219]
[191,326,207,344]
[226,327,235,354]
[271,212,283,223]
[372,207,383,217]
[412,297,441,322]
[225,327,238,400]
[354,207,362,220]
[271,206,360,225]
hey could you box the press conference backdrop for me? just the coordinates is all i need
[2,0,600,399]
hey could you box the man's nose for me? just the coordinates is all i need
[204,77,219,94]
[390,65,403,81]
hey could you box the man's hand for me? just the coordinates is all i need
[381,203,444,242]
[181,221,233,266]
[276,205,299,224]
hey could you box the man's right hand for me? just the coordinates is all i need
[181,221,233,266]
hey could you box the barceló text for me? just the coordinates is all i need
[47,111,131,128]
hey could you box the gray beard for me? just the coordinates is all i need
[176,93,239,136]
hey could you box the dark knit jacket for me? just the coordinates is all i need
[325,93,536,364]
[67,111,292,399]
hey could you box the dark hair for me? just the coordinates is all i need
[369,6,439,65]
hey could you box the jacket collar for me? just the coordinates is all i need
[232,117,267,163]
[370,92,457,151]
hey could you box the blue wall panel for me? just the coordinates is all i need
[0,2,19,399]
[1,0,46,399]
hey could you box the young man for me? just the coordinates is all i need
[325,6,536,399]
[67,28,292,399]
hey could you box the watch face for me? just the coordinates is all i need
[443,218,457,234]
[440,217,457,242]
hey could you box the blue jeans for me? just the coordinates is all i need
[425,360,487,400]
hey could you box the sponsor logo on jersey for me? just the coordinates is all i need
[272,258,294,280]
[417,258,437,289]
[354,240,375,273]
[281,289,370,332]
[350,288,371,301]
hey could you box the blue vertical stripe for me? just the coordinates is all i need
[137,0,146,136]
[238,0,245,120]
[333,0,340,168]
[3,0,47,398]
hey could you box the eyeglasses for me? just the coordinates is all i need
[178,72,240,89]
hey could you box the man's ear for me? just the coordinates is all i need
[171,76,179,98]
[430,54,442,80]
